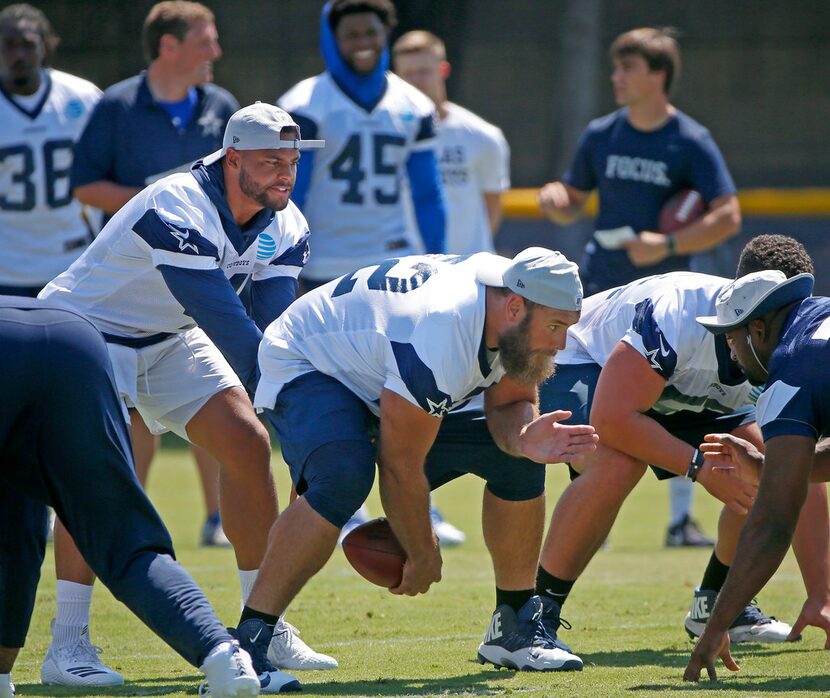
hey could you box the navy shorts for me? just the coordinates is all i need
[266,372,545,525]
[540,362,755,480]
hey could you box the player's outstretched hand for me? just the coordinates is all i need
[684,630,739,682]
[696,459,758,515]
[789,593,830,648]
[519,410,598,464]
[389,545,442,597]
[701,433,763,485]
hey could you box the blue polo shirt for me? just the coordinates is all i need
[70,71,238,200]
[564,108,735,295]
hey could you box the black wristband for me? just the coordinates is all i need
[685,448,705,482]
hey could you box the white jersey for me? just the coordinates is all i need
[256,253,504,417]
[279,72,438,280]
[557,272,753,415]
[0,69,101,285]
[40,167,309,338]
[438,103,510,254]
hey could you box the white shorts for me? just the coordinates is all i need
[106,327,242,440]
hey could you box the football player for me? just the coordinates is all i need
[683,253,830,681]
[392,29,510,255]
[0,3,100,297]
[41,103,332,693]
[277,0,446,288]
[232,248,599,679]
[0,298,262,698]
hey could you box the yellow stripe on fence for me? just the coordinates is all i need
[502,188,830,219]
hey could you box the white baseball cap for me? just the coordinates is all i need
[475,247,583,311]
[203,102,325,165]
[696,270,814,334]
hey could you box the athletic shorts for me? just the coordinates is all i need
[268,371,546,502]
[106,327,241,440]
[540,362,755,480]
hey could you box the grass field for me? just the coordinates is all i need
[11,445,829,697]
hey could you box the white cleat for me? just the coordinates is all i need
[41,622,124,687]
[268,619,338,671]
[198,641,260,698]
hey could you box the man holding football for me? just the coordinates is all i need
[537,27,742,549]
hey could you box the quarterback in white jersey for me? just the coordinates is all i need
[41,166,308,345]
[242,247,599,673]
[393,30,511,255]
[0,58,100,290]
[42,102,332,695]
[277,0,446,283]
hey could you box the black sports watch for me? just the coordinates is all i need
[685,448,705,482]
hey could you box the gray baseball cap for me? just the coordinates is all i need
[203,102,325,165]
[475,247,583,311]
[696,270,814,334]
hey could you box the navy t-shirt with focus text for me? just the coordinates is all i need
[563,108,735,295]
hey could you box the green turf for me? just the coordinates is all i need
[12,447,828,697]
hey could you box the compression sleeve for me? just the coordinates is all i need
[159,265,262,394]
[406,149,446,254]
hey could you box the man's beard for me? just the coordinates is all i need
[239,167,287,211]
[498,313,557,387]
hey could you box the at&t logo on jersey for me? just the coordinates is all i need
[256,233,277,260]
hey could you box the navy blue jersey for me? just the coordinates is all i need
[757,297,830,442]
[70,73,238,221]
[564,109,735,294]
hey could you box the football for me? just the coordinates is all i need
[341,517,406,588]
[658,188,706,234]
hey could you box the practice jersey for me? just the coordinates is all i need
[256,253,504,417]
[564,109,736,294]
[438,103,510,255]
[0,69,101,285]
[557,272,752,415]
[279,72,438,280]
[756,296,830,442]
[40,164,309,339]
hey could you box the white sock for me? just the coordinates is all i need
[238,568,259,606]
[669,477,694,526]
[54,580,93,645]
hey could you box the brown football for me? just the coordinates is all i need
[658,188,706,234]
[341,517,406,588]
